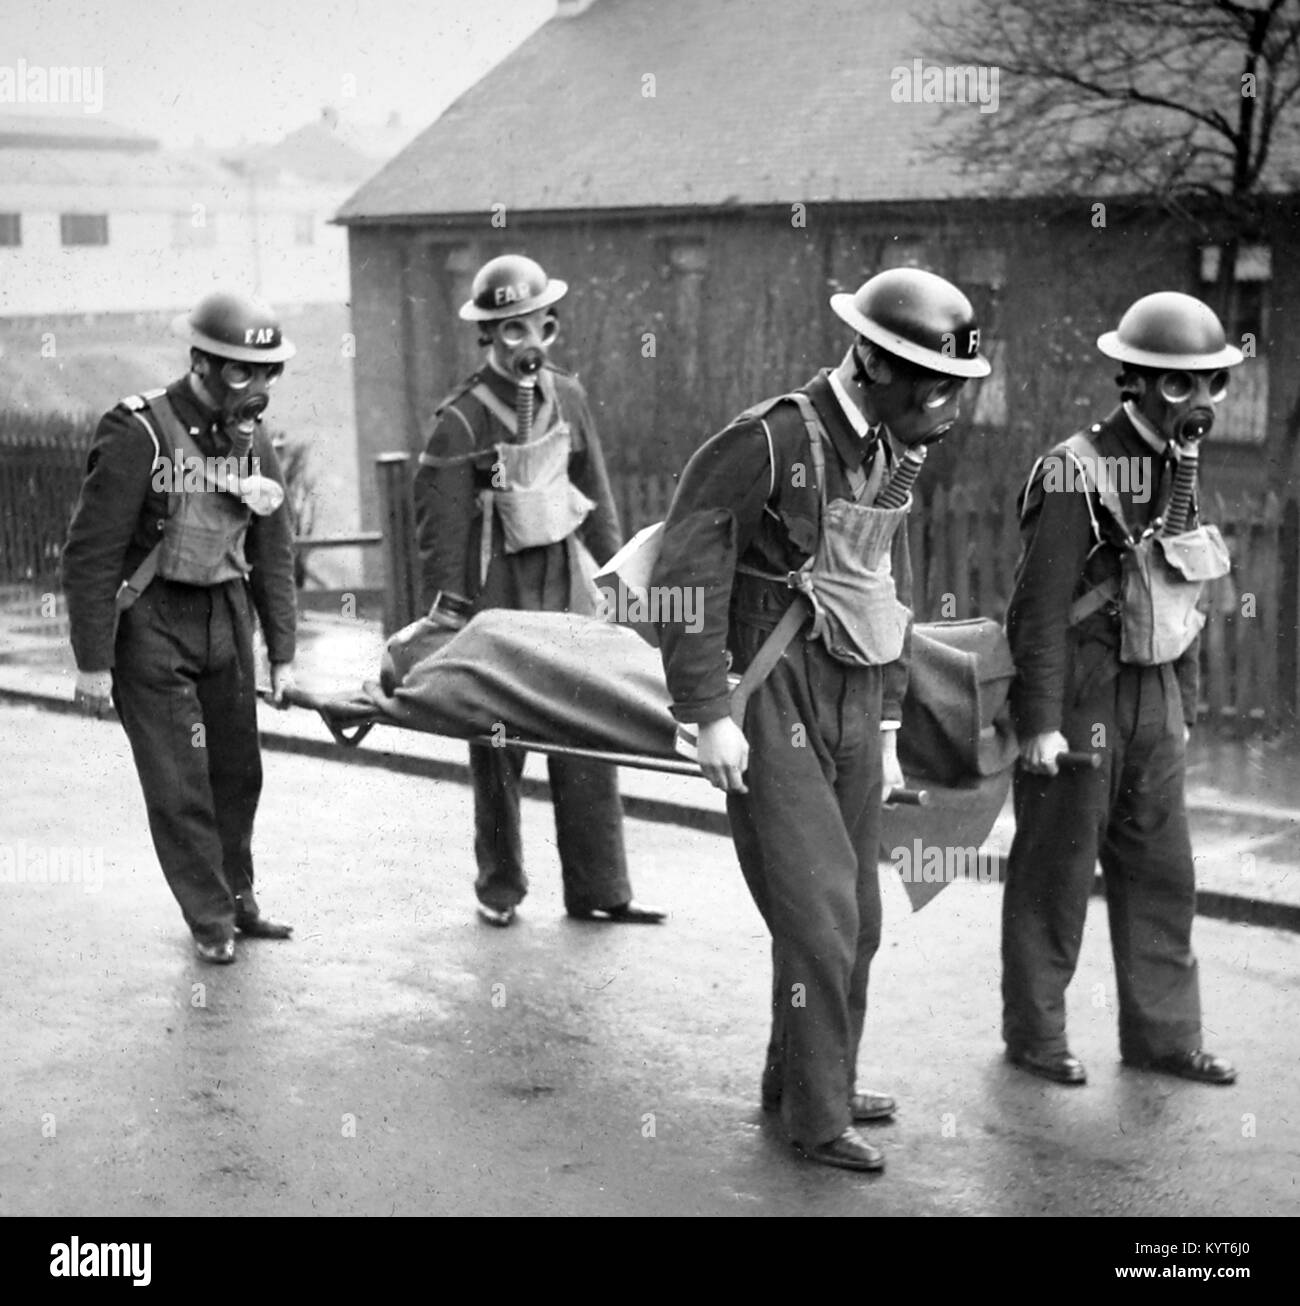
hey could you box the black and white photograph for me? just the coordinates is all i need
[0,0,1295,1261]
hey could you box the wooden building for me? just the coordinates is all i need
[336,0,1300,719]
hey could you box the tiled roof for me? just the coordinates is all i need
[337,0,970,222]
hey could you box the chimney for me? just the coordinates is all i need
[555,0,599,16]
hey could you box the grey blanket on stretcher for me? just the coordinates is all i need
[366,611,1019,825]
[364,611,1019,885]
[370,611,680,755]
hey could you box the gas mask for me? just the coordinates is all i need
[1152,368,1230,446]
[204,357,283,449]
[492,311,559,439]
[851,343,965,448]
[197,354,286,515]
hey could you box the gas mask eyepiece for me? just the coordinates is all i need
[498,315,558,350]
[1157,369,1228,445]
[915,374,964,411]
[498,313,557,381]
[1157,369,1229,405]
[220,360,283,391]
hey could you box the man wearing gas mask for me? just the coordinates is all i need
[1002,292,1240,1088]
[63,291,299,965]
[413,253,665,929]
[652,268,989,1173]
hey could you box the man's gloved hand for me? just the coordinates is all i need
[269,661,297,709]
[74,669,115,718]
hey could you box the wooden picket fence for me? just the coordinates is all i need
[610,471,1300,727]
[611,469,678,539]
[905,481,1299,728]
[3,428,1296,727]
[0,414,90,587]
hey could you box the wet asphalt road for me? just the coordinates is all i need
[1,703,1297,1218]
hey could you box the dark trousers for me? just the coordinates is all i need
[726,625,884,1149]
[112,579,262,945]
[1002,661,1202,1061]
[469,743,631,915]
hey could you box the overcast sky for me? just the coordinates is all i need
[1,0,556,146]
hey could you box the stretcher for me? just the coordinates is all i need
[272,609,1023,909]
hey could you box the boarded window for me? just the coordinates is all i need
[663,237,708,388]
[60,213,108,246]
[1199,244,1269,445]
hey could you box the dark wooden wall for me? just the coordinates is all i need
[347,198,1300,579]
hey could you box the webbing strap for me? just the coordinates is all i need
[727,595,811,724]
[724,392,830,717]
[468,380,557,441]
[115,393,187,612]
[1057,431,1127,628]
[1068,576,1120,626]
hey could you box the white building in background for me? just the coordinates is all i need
[0,109,410,316]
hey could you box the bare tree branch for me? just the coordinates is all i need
[925,0,1300,225]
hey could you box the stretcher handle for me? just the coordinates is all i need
[1057,750,1102,769]
[259,686,379,748]
[884,787,930,807]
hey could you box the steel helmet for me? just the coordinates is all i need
[459,254,568,322]
[172,291,296,364]
[830,268,990,379]
[1097,292,1244,370]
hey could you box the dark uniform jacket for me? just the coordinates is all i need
[62,377,298,672]
[1006,404,1200,736]
[413,362,622,613]
[654,370,913,726]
